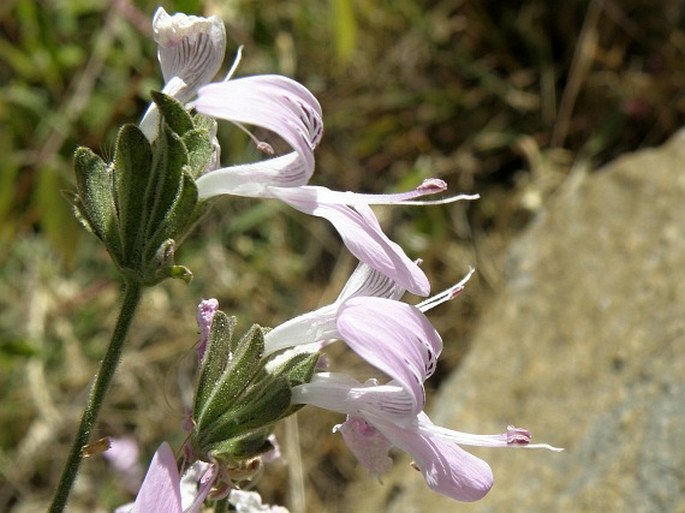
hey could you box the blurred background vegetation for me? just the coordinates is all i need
[1,0,683,511]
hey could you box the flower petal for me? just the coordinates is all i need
[337,297,443,412]
[196,75,323,187]
[368,411,494,502]
[132,442,182,513]
[182,462,217,513]
[263,303,339,355]
[337,261,406,302]
[196,153,307,198]
[153,7,226,101]
[334,415,393,475]
[271,186,430,296]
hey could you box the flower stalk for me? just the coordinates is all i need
[49,279,143,513]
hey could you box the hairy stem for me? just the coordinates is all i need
[49,280,143,513]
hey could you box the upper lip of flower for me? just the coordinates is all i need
[153,7,227,103]
[194,74,324,188]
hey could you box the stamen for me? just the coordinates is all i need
[256,141,275,155]
[417,178,447,193]
[398,192,480,206]
[506,426,531,446]
[232,121,275,154]
[417,267,475,312]
[506,425,565,452]
[225,45,243,81]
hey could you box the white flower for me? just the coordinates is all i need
[140,7,226,140]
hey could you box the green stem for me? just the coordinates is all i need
[49,280,143,513]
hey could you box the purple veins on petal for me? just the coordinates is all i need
[337,297,442,386]
[141,7,227,141]
[195,75,323,185]
[152,7,227,101]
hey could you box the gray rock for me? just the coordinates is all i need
[346,131,685,512]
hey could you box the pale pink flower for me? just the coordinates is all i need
[115,443,215,513]
[292,374,562,502]
[287,267,561,502]
[142,9,478,295]
[196,78,460,295]
[104,436,143,494]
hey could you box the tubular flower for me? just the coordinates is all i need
[263,261,406,356]
[265,265,479,417]
[196,78,460,295]
[291,373,562,502]
[263,262,441,414]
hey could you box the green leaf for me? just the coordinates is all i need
[183,128,215,179]
[207,428,274,462]
[143,126,189,253]
[143,172,198,273]
[198,376,291,446]
[332,0,358,63]
[155,264,193,284]
[194,324,265,432]
[194,311,237,416]
[0,338,38,358]
[258,352,319,421]
[72,147,121,261]
[113,124,153,267]
[272,351,319,386]
[192,112,217,132]
[65,191,94,234]
[151,91,194,136]
[0,142,20,233]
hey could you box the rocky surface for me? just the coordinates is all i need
[346,131,685,512]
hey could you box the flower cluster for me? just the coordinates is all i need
[86,7,562,512]
[275,263,562,501]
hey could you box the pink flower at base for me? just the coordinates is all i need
[335,412,494,502]
[104,437,143,494]
[115,443,215,513]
